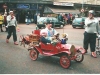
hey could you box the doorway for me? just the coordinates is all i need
[16,9,35,23]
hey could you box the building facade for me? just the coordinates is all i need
[0,0,100,23]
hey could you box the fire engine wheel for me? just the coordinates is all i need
[74,52,84,63]
[60,55,71,69]
[30,49,39,61]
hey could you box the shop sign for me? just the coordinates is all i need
[31,4,43,10]
[53,2,74,6]
[17,4,30,9]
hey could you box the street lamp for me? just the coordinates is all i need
[9,0,10,11]
[81,0,84,17]
[37,3,38,14]
[82,0,84,10]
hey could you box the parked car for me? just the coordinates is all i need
[37,17,65,29]
[72,17,86,29]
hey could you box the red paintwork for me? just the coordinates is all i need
[26,30,85,69]
[32,30,40,36]
[32,30,85,57]
[34,42,84,56]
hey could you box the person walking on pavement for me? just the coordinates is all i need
[83,10,100,58]
[6,11,18,45]
[34,14,37,24]
[67,13,71,25]
[0,12,4,32]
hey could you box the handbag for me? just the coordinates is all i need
[25,18,27,22]
[16,26,20,32]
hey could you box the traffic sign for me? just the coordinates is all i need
[81,9,84,12]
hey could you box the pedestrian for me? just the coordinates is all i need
[26,12,31,25]
[83,10,100,58]
[58,13,63,22]
[0,12,4,32]
[67,13,71,25]
[3,12,8,32]
[34,14,37,24]
[70,15,73,25]
[37,14,40,22]
[6,11,18,45]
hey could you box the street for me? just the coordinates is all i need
[0,24,100,74]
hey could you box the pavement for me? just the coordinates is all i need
[0,23,100,74]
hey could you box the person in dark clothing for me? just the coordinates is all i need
[58,14,63,22]
[83,10,100,58]
[67,13,71,25]
[34,14,37,24]
[26,12,31,25]
[6,11,18,45]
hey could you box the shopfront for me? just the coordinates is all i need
[6,3,44,23]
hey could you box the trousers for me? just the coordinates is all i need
[83,31,96,52]
[0,24,3,31]
[7,26,17,42]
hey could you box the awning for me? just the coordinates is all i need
[44,7,54,14]
[44,6,80,14]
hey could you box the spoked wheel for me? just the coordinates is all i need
[60,55,71,69]
[30,48,39,61]
[74,51,84,63]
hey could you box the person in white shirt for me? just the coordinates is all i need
[83,10,100,58]
[6,11,18,45]
[37,14,40,22]
[40,21,58,41]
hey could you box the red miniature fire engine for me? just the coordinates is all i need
[19,30,85,69]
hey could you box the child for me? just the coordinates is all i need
[61,33,68,44]
[40,32,51,44]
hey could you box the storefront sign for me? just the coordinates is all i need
[31,4,43,10]
[31,4,37,10]
[17,4,30,9]
[53,2,74,6]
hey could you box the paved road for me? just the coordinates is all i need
[0,24,100,74]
